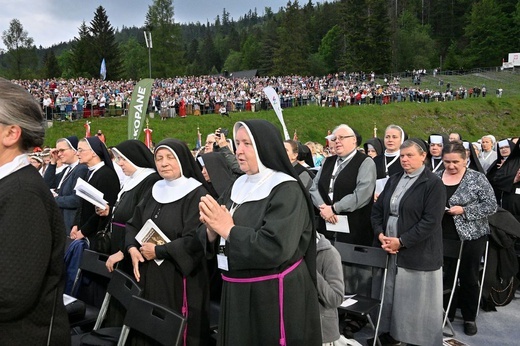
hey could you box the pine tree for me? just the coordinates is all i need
[90,6,122,80]
[145,0,185,77]
[70,21,94,77]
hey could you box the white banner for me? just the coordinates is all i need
[263,86,290,140]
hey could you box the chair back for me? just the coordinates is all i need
[71,249,111,295]
[335,242,388,269]
[117,296,186,346]
[107,269,143,310]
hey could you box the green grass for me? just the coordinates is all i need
[44,71,520,148]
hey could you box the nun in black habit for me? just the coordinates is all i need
[488,139,520,221]
[125,139,210,346]
[96,140,161,274]
[199,119,322,345]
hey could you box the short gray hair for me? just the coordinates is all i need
[0,78,45,151]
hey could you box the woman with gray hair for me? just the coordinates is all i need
[0,78,70,344]
[478,134,497,172]
[371,138,446,346]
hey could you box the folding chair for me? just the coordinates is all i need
[442,238,464,337]
[71,269,143,345]
[476,238,489,317]
[69,249,112,332]
[117,296,186,346]
[334,242,389,346]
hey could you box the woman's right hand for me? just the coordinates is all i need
[106,250,124,272]
[128,247,144,282]
[96,204,110,216]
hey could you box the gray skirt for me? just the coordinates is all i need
[380,258,443,346]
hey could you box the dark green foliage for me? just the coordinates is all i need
[3,1,520,79]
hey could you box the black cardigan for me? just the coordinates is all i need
[371,167,446,271]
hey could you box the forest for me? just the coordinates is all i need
[1,0,519,80]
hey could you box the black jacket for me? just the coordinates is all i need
[372,167,446,271]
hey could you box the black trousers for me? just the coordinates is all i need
[444,235,487,321]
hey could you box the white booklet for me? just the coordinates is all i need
[135,219,171,266]
[326,215,350,233]
[74,177,107,210]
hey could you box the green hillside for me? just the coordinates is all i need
[43,71,520,148]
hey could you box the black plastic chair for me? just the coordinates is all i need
[442,238,464,337]
[116,296,186,346]
[69,249,112,332]
[334,242,389,346]
[71,269,143,345]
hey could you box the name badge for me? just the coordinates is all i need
[217,237,228,271]
[217,254,229,271]
[516,188,520,195]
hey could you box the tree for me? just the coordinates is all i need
[120,37,147,79]
[43,50,61,78]
[90,6,122,79]
[463,0,510,67]
[70,21,95,77]
[2,19,34,79]
[273,1,309,75]
[395,11,436,71]
[223,50,243,72]
[318,25,342,73]
[145,0,185,77]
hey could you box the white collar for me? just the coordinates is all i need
[0,153,30,180]
[230,168,296,204]
[118,168,156,200]
[384,150,400,157]
[88,161,104,171]
[152,176,201,203]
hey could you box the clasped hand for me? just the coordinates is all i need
[199,194,234,241]
[379,233,400,255]
[319,204,338,224]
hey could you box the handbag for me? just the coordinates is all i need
[93,222,111,254]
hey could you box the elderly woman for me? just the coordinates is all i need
[478,134,497,172]
[0,78,70,344]
[371,138,446,346]
[436,142,497,336]
[95,140,161,274]
[126,139,211,345]
[199,120,321,345]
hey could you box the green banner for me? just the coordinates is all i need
[127,78,153,140]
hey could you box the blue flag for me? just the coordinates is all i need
[100,58,107,80]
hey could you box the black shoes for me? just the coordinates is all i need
[464,321,478,336]
[366,332,401,346]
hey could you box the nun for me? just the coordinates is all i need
[199,119,322,345]
[478,134,497,172]
[373,124,406,197]
[427,133,449,173]
[125,139,211,346]
[198,151,235,198]
[95,140,160,274]
[70,136,119,249]
[462,140,485,173]
[363,137,385,159]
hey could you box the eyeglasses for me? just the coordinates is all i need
[331,135,354,142]
[429,143,443,147]
[205,141,215,145]
[56,148,72,153]
[77,148,92,153]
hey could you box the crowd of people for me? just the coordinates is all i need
[11,71,501,122]
[3,75,520,345]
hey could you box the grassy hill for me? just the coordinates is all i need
[44,70,520,148]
